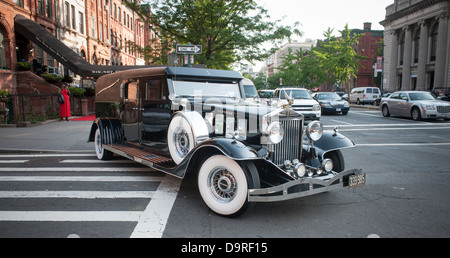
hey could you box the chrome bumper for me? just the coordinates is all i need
[248,169,363,202]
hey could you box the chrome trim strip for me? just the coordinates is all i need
[248,169,363,202]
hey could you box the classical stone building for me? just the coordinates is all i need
[381,0,450,92]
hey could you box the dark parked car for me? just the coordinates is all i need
[88,67,364,216]
[312,92,350,115]
[374,93,391,106]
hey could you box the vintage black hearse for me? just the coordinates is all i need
[88,67,365,216]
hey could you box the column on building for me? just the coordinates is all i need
[388,30,399,92]
[434,14,449,90]
[416,19,429,91]
[401,25,412,90]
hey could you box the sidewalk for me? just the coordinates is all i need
[0,118,95,153]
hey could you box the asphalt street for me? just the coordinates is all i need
[0,106,449,238]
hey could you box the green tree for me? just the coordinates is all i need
[314,25,364,91]
[125,0,301,69]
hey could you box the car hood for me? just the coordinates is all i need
[412,100,450,106]
[288,99,318,105]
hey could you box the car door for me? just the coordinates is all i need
[139,77,171,151]
[121,79,141,143]
[387,93,401,116]
[398,93,410,117]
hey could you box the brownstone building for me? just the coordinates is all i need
[0,0,160,94]
[351,22,384,89]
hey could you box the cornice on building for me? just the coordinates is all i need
[380,0,448,26]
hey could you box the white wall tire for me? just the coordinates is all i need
[167,115,195,165]
[197,155,257,217]
[94,129,113,160]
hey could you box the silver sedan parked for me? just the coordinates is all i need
[380,91,450,121]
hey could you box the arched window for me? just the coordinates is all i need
[0,29,6,68]
[430,23,438,62]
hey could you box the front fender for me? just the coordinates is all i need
[194,138,260,160]
[175,138,260,178]
[308,131,355,159]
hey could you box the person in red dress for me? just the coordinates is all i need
[59,85,71,121]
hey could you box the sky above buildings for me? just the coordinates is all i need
[260,0,393,41]
[251,0,393,71]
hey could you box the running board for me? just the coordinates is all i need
[103,144,182,178]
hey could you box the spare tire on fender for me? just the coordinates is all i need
[167,111,209,165]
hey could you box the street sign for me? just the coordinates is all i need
[176,44,202,55]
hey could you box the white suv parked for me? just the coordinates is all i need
[273,88,321,120]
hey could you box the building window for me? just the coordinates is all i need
[413,28,420,64]
[65,2,70,27]
[38,0,45,15]
[71,5,76,30]
[399,33,405,66]
[91,17,96,38]
[15,0,24,8]
[430,23,438,62]
[99,21,103,41]
[79,12,84,34]
[118,7,121,22]
[46,0,52,18]
[0,30,6,68]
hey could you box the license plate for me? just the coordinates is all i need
[336,108,341,112]
[373,95,378,98]
[349,173,365,189]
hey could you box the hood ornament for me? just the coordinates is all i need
[282,91,294,109]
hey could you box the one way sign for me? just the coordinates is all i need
[176,44,202,55]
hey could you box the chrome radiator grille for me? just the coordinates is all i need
[437,106,450,113]
[272,119,303,166]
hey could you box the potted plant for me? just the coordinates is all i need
[16,61,31,71]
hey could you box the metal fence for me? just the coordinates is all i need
[0,94,91,125]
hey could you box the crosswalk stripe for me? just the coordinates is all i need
[0,176,163,182]
[0,167,151,172]
[0,191,155,199]
[0,211,142,222]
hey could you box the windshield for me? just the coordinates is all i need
[409,92,436,101]
[280,89,312,99]
[244,85,258,98]
[173,80,241,98]
[316,93,342,100]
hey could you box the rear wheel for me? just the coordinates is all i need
[94,129,113,160]
[197,155,259,217]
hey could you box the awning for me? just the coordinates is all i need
[13,15,153,78]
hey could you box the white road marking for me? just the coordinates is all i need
[0,154,96,158]
[131,175,181,238]
[0,211,142,222]
[0,167,151,172]
[356,142,450,147]
[60,159,133,163]
[0,191,155,199]
[330,119,353,125]
[0,176,163,182]
[0,160,28,163]
[339,126,450,132]
[0,154,183,238]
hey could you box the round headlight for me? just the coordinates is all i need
[322,158,333,173]
[294,163,306,178]
[306,121,323,141]
[266,121,284,144]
